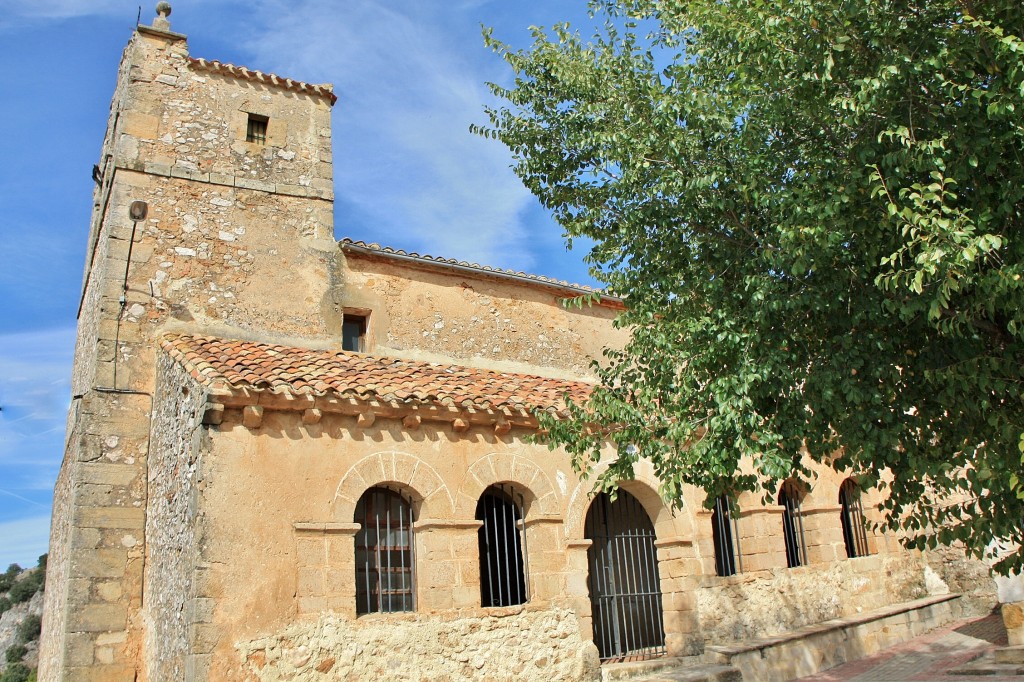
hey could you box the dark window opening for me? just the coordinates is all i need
[246,113,268,144]
[476,485,528,607]
[355,487,415,614]
[840,479,871,559]
[712,494,742,577]
[342,313,368,352]
[779,480,808,568]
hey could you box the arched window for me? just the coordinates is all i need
[840,478,870,558]
[779,480,808,568]
[354,487,415,614]
[476,485,528,607]
[712,494,742,577]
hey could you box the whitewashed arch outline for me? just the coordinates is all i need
[332,450,453,521]
[454,452,560,519]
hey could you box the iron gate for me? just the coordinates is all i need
[585,490,666,662]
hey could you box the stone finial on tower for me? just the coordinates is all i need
[153,2,172,31]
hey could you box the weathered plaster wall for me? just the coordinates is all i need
[144,356,209,681]
[156,397,951,680]
[179,408,702,680]
[338,253,629,380]
[238,607,599,682]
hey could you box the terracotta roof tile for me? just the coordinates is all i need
[162,334,592,415]
[188,58,338,105]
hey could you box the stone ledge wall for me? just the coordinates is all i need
[695,554,931,643]
[237,607,600,682]
[924,545,997,617]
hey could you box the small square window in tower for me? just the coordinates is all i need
[246,114,268,144]
[342,313,368,352]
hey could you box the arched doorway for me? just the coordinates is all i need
[585,490,666,662]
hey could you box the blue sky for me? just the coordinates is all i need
[0,0,599,568]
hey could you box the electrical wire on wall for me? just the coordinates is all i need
[113,200,148,390]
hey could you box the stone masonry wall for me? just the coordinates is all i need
[339,253,628,380]
[83,26,337,398]
[144,356,209,681]
[39,389,152,682]
[237,607,600,682]
[38,435,74,679]
[72,30,139,397]
[44,20,338,681]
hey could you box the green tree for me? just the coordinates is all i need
[5,644,27,664]
[0,663,30,682]
[15,615,41,645]
[480,0,1024,572]
[7,572,41,605]
[0,565,19,594]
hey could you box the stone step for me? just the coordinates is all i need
[602,656,741,682]
[635,665,742,682]
[995,645,1024,665]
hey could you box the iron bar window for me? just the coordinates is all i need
[246,113,268,144]
[712,494,742,577]
[476,484,528,607]
[355,487,415,614]
[840,479,871,558]
[779,480,808,568]
[585,490,666,663]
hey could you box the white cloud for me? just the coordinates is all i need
[0,0,125,20]
[0,327,75,494]
[238,0,538,270]
[0,0,241,31]
[0,515,51,570]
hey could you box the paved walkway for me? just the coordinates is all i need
[796,611,1019,681]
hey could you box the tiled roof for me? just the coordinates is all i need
[161,334,592,414]
[340,239,618,300]
[189,58,338,105]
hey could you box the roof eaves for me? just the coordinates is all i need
[188,58,338,105]
[339,239,623,308]
[159,335,588,432]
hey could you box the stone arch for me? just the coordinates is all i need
[564,460,693,543]
[454,452,559,519]
[332,450,453,521]
[779,477,810,505]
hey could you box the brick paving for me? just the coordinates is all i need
[796,612,1019,681]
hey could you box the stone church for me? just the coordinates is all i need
[39,5,995,681]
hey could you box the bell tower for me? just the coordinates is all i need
[39,4,338,679]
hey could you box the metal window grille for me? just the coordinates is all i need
[355,487,415,614]
[246,114,268,144]
[840,479,870,558]
[476,484,528,607]
[780,481,808,568]
[712,494,742,577]
[585,491,666,663]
